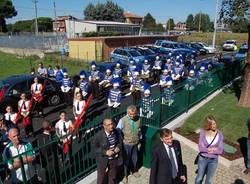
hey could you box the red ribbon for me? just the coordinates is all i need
[74,94,92,129]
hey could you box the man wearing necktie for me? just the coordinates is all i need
[150,128,186,184]
[117,105,141,183]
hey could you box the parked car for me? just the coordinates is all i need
[0,75,64,112]
[235,45,248,61]
[109,48,145,65]
[222,40,237,51]
[186,42,208,55]
[192,42,216,54]
[131,47,157,62]
[155,40,198,58]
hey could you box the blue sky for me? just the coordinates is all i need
[8,0,218,23]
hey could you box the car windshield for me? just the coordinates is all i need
[200,42,209,47]
[178,44,189,49]
[173,44,181,49]
[225,41,235,44]
[0,80,9,90]
[129,50,141,57]
[155,40,162,46]
[140,49,155,55]
[193,44,202,49]
[238,48,248,54]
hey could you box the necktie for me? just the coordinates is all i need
[168,145,177,179]
[9,114,11,121]
[23,101,27,110]
[77,101,80,111]
[35,84,38,91]
[63,121,67,133]
[128,116,136,135]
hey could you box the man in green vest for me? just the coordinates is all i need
[117,105,141,183]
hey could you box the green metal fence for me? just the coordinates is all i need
[0,60,243,183]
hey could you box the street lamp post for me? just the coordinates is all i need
[212,0,220,49]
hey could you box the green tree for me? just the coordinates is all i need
[36,17,53,32]
[166,18,175,30]
[83,3,96,20]
[186,14,194,30]
[83,1,124,22]
[10,17,53,33]
[142,13,156,28]
[194,13,211,32]
[220,0,250,107]
[12,20,33,32]
[0,0,17,32]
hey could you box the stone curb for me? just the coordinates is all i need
[76,171,97,184]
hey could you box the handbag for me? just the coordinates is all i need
[194,130,218,165]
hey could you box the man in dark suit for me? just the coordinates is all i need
[92,118,123,184]
[150,128,186,184]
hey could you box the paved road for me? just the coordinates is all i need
[89,139,250,184]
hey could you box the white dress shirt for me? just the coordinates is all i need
[163,143,178,172]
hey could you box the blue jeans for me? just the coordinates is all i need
[195,155,218,184]
[247,139,250,169]
[123,144,138,177]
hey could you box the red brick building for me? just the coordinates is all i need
[174,22,187,31]
[53,15,77,32]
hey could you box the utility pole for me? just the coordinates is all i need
[212,0,220,49]
[32,0,39,35]
[53,0,57,19]
[53,0,59,51]
[198,11,202,32]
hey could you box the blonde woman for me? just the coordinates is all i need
[195,115,224,184]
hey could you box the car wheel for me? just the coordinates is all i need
[48,94,61,106]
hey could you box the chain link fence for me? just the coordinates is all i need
[0,32,68,52]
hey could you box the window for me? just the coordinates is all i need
[10,81,28,95]
[128,50,141,57]
[121,50,129,56]
[114,49,122,55]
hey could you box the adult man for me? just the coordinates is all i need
[36,121,56,181]
[37,63,47,77]
[92,119,122,184]
[117,105,141,183]
[3,128,36,183]
[150,128,186,184]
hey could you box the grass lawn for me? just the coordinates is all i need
[0,51,90,79]
[179,86,250,144]
[179,32,248,48]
